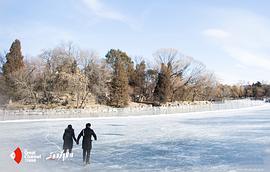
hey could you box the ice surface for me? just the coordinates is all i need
[1,105,270,171]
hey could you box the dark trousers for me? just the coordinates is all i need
[63,148,72,153]
[83,149,91,163]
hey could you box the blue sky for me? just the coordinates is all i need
[1,0,270,84]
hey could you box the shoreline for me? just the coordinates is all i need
[0,101,268,123]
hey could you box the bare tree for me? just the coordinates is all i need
[77,50,99,69]
[188,72,217,101]
[8,62,38,106]
[0,52,6,74]
[144,69,158,101]
[153,48,179,66]
[38,43,110,108]
[78,50,110,105]
[38,43,79,102]
[153,48,214,102]
[0,52,8,105]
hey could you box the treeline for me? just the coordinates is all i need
[0,39,269,108]
[215,82,270,100]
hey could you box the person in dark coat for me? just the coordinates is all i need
[63,124,77,153]
[77,123,97,164]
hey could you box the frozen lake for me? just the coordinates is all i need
[1,105,270,172]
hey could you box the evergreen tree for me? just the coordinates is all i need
[132,60,146,101]
[2,39,25,100]
[252,81,265,98]
[153,63,172,104]
[105,49,132,68]
[109,59,129,107]
[3,39,24,77]
[106,49,132,107]
[105,49,134,84]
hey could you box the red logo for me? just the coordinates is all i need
[10,147,22,164]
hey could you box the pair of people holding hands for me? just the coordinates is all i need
[63,123,97,164]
